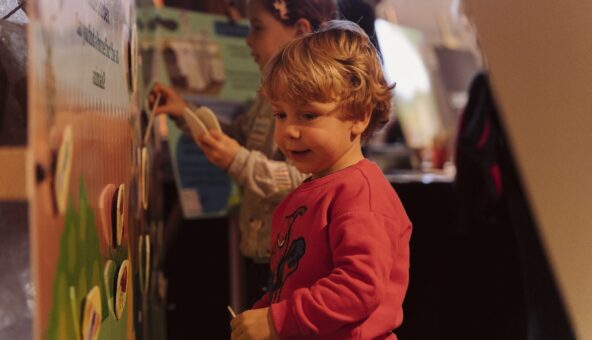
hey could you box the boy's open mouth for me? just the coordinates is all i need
[290,150,310,157]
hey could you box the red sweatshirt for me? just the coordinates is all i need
[253,159,412,339]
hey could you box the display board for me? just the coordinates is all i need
[28,1,166,339]
[139,7,257,218]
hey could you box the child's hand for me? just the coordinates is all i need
[149,83,186,119]
[230,307,278,340]
[197,130,241,170]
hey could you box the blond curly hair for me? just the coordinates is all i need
[261,20,394,141]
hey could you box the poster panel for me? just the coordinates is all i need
[140,7,258,218]
[29,1,165,339]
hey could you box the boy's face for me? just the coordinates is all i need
[272,99,369,179]
[246,0,299,70]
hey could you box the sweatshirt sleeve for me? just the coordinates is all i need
[227,147,307,200]
[252,290,271,309]
[270,211,396,337]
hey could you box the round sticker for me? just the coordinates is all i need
[115,259,130,320]
[103,260,115,316]
[115,184,125,246]
[98,184,116,247]
[81,286,102,340]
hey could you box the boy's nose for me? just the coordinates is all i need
[283,124,300,139]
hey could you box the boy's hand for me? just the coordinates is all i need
[197,130,240,170]
[149,83,187,119]
[230,307,278,340]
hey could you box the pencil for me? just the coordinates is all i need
[143,92,161,145]
[227,305,237,318]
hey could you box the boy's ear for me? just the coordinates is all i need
[294,18,313,36]
[351,112,371,137]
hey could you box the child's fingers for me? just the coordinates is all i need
[198,132,217,147]
[149,83,181,108]
[148,83,164,100]
[230,315,238,329]
[151,82,163,90]
[230,316,244,340]
[151,82,169,95]
[147,92,157,109]
[152,104,166,115]
[208,129,224,139]
[153,105,182,117]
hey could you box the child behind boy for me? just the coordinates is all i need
[230,20,412,340]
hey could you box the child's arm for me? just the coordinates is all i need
[150,83,187,119]
[226,96,306,199]
[195,130,241,170]
[194,130,306,197]
[228,147,307,200]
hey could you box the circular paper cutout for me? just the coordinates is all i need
[81,286,102,340]
[115,184,125,246]
[103,260,115,316]
[98,184,116,247]
[115,259,130,320]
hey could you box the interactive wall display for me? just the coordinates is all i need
[28,1,165,339]
[139,7,258,218]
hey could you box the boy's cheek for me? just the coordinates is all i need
[273,131,283,147]
[277,145,287,158]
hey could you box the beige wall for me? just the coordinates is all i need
[463,0,592,338]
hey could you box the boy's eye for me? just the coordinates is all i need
[302,112,319,120]
[273,112,286,120]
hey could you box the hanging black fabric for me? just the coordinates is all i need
[454,72,575,340]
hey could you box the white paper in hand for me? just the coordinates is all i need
[184,107,209,142]
[194,106,221,132]
[183,106,221,143]
[184,108,208,142]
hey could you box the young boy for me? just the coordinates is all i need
[230,20,412,340]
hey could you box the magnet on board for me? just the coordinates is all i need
[115,259,130,320]
[81,286,102,340]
